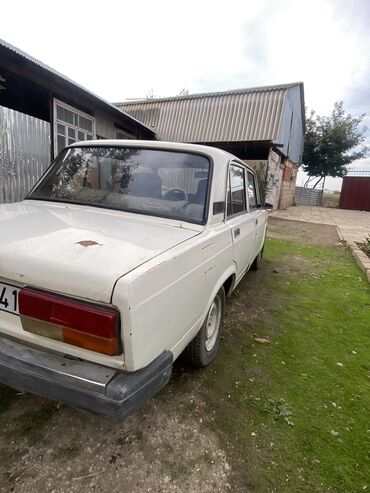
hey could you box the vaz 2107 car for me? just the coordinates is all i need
[0,141,267,418]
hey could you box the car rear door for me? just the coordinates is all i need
[225,163,256,282]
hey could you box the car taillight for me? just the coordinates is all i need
[18,288,121,356]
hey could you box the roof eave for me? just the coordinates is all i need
[114,82,305,107]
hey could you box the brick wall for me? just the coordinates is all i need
[278,159,298,209]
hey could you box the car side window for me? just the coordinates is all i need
[227,164,246,217]
[247,171,258,210]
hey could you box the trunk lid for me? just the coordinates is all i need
[0,200,200,303]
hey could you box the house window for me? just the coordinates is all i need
[54,99,95,156]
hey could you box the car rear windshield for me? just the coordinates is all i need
[28,146,211,224]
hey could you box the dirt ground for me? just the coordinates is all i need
[267,217,340,246]
[0,219,341,493]
[0,375,232,493]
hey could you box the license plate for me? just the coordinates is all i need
[0,282,21,315]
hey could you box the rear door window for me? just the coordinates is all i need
[227,164,246,217]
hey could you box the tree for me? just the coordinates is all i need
[302,102,368,188]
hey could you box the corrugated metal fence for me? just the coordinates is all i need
[294,186,322,206]
[0,106,50,203]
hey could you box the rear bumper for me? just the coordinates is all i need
[0,336,173,419]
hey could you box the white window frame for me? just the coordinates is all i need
[53,99,96,156]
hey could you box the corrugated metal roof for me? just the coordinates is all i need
[116,82,304,144]
[0,38,155,136]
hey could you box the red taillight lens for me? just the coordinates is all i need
[19,288,121,356]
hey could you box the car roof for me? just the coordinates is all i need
[69,139,232,159]
[68,140,256,174]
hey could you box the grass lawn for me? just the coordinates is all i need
[196,227,370,492]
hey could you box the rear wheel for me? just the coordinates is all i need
[183,287,225,368]
[250,246,264,270]
[251,232,267,271]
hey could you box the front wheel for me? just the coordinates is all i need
[183,287,225,368]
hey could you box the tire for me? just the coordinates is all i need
[250,244,264,271]
[183,287,225,368]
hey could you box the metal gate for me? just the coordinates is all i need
[294,186,322,206]
[0,106,50,203]
[339,176,370,211]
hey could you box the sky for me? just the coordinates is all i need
[1,0,369,189]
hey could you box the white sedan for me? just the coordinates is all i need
[0,140,267,418]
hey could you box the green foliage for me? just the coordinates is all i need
[251,162,280,206]
[357,236,370,257]
[303,102,368,186]
[265,398,294,426]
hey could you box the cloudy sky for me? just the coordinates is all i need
[1,0,369,188]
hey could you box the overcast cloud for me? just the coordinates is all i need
[1,0,369,188]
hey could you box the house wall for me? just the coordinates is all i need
[278,159,298,209]
[95,108,136,140]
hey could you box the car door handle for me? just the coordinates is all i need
[255,219,259,226]
[233,228,240,238]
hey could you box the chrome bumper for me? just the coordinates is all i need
[0,336,173,419]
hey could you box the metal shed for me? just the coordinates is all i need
[116,82,305,165]
[116,83,305,209]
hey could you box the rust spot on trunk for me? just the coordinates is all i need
[76,240,101,247]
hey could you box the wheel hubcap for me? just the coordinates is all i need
[205,296,221,352]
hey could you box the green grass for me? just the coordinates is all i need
[201,237,370,492]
